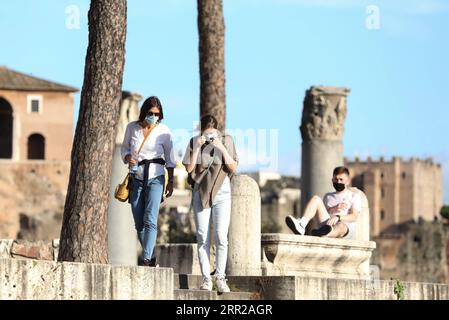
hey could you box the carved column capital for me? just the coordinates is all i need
[300,86,350,141]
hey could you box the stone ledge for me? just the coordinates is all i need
[174,274,449,300]
[261,233,376,280]
[0,258,173,300]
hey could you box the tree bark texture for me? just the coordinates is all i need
[198,0,226,132]
[59,0,127,263]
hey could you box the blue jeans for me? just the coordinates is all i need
[130,175,165,261]
[193,176,231,279]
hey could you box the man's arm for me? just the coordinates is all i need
[339,207,359,223]
[328,203,348,214]
[338,193,361,223]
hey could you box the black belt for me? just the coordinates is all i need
[139,158,166,188]
[129,158,166,203]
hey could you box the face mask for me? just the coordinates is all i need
[333,182,346,192]
[145,115,159,125]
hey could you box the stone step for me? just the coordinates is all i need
[174,289,216,300]
[174,289,260,300]
[174,274,262,300]
[175,274,261,293]
[218,292,260,300]
[175,274,203,290]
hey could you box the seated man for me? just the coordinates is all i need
[286,166,361,239]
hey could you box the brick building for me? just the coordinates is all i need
[345,156,443,237]
[0,66,78,161]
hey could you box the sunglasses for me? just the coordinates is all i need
[148,112,160,117]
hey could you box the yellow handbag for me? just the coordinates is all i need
[114,173,131,202]
[114,127,152,202]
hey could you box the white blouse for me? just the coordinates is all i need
[121,121,176,180]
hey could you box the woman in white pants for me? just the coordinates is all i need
[182,115,238,293]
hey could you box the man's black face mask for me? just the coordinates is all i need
[333,182,346,192]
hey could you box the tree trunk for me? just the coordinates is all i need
[58,0,127,263]
[198,0,226,132]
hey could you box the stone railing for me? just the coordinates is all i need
[0,258,173,300]
[0,239,174,300]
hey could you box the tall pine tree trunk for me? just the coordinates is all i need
[58,0,127,263]
[198,0,226,132]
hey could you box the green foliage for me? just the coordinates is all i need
[440,205,449,220]
[393,279,406,300]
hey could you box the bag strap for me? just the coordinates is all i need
[200,157,214,182]
[136,125,155,156]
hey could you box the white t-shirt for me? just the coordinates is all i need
[323,189,362,216]
[121,121,176,180]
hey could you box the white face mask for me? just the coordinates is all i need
[145,115,159,125]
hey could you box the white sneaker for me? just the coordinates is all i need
[285,215,306,235]
[215,276,230,293]
[200,277,213,291]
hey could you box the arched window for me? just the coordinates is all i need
[27,133,45,160]
[0,97,13,159]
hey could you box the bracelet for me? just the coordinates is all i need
[336,215,341,222]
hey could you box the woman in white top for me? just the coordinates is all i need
[121,96,176,266]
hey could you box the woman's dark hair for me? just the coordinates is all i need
[200,114,218,132]
[138,96,164,123]
[333,166,350,176]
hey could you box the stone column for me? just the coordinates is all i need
[226,175,261,276]
[108,92,142,266]
[300,86,349,230]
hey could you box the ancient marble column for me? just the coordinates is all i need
[300,86,349,230]
[108,92,142,265]
[226,175,261,276]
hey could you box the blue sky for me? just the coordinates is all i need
[1,0,448,202]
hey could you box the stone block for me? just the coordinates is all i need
[110,265,173,300]
[60,262,111,300]
[0,258,174,300]
[10,240,54,260]
[261,233,376,280]
[155,243,205,275]
[0,259,60,299]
